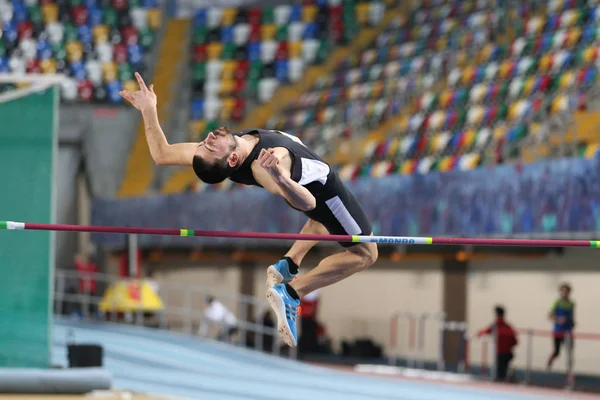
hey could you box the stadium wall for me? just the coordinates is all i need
[144,252,600,375]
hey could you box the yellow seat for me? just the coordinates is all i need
[189,120,207,141]
[567,27,582,48]
[371,81,384,98]
[123,80,137,92]
[221,8,238,26]
[493,126,506,141]
[397,115,409,133]
[387,138,400,159]
[219,79,235,95]
[261,24,276,41]
[436,37,448,52]
[538,54,552,73]
[42,3,58,24]
[93,25,109,44]
[498,60,512,79]
[102,62,117,82]
[66,41,83,62]
[523,76,536,96]
[147,9,162,30]
[207,42,223,60]
[463,129,476,149]
[559,71,575,90]
[40,59,57,74]
[461,66,475,85]
[356,3,369,25]
[551,95,568,114]
[302,5,318,23]
[439,90,453,108]
[221,60,237,80]
[289,41,302,58]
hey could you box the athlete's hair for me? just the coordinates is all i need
[192,127,238,184]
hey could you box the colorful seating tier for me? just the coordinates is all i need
[186,0,600,193]
[188,0,389,140]
[264,0,502,159]
[0,0,161,102]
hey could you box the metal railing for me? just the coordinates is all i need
[389,310,599,389]
[54,269,297,359]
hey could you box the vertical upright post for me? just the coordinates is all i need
[565,332,574,389]
[490,327,498,381]
[438,315,446,371]
[525,329,533,385]
[183,289,192,334]
[389,313,397,366]
[417,314,426,369]
[239,296,247,348]
[128,234,138,277]
[408,313,416,368]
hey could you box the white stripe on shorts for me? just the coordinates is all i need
[325,196,361,235]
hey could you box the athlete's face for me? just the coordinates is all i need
[195,129,237,166]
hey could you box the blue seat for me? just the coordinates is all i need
[194,9,207,27]
[143,0,158,8]
[302,23,317,39]
[78,25,93,45]
[37,39,52,59]
[191,98,204,120]
[128,44,143,66]
[84,0,96,8]
[13,4,28,24]
[106,81,123,103]
[70,61,87,80]
[0,57,9,72]
[247,41,261,61]
[89,7,103,26]
[275,59,289,82]
[220,26,234,44]
[289,5,302,23]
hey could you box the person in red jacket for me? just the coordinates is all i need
[478,306,518,381]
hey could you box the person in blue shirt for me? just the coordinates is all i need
[547,283,575,371]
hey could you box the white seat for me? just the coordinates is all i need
[207,7,223,29]
[96,42,113,63]
[204,97,222,120]
[274,5,291,26]
[86,59,102,86]
[233,23,250,46]
[61,78,78,101]
[260,40,277,63]
[205,60,223,81]
[368,2,385,25]
[288,22,304,42]
[301,39,318,63]
[46,23,65,44]
[19,38,37,61]
[288,58,304,83]
[130,8,148,30]
[258,78,279,103]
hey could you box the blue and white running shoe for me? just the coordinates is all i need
[266,283,300,347]
[266,258,298,288]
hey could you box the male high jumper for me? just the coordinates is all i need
[120,73,378,346]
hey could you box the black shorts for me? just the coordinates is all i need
[303,175,372,248]
[554,334,574,354]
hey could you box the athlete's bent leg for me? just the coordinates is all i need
[285,218,329,265]
[289,241,378,298]
[266,219,327,288]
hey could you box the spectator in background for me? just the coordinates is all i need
[478,305,518,382]
[547,283,575,374]
[198,296,238,342]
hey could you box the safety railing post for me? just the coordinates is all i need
[183,288,192,335]
[437,313,446,371]
[525,329,533,385]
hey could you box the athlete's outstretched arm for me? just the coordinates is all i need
[253,148,316,211]
[120,72,198,166]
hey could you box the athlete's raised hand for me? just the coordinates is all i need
[258,148,283,179]
[120,72,157,112]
